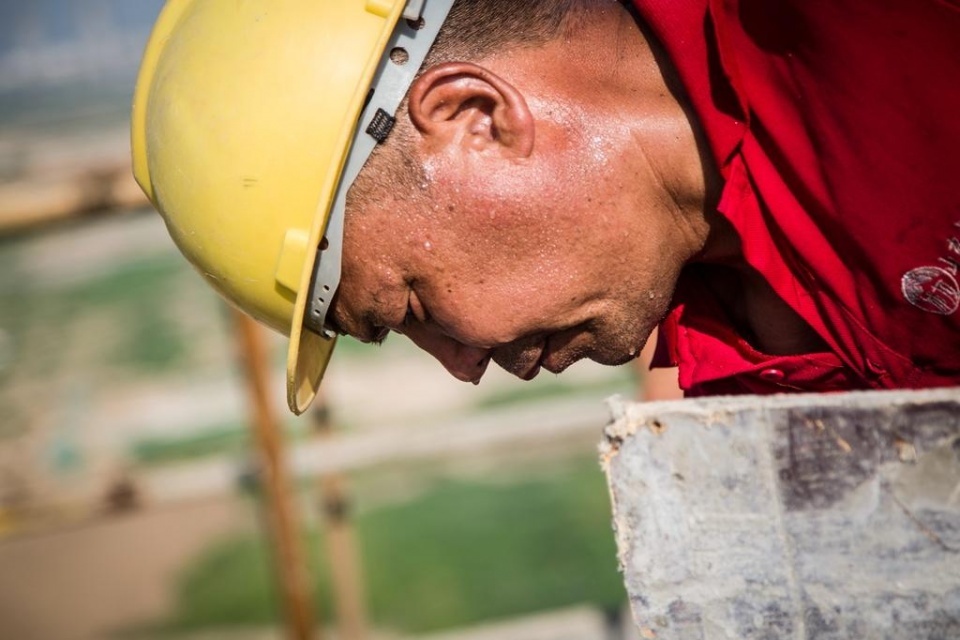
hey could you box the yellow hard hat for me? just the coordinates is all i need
[132,0,453,414]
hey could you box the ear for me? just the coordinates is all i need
[408,62,535,159]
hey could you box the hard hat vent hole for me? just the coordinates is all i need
[406,17,425,31]
[390,47,410,66]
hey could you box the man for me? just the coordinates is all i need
[132,0,959,414]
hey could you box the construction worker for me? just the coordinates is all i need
[132,0,960,414]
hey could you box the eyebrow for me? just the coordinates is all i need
[363,312,391,345]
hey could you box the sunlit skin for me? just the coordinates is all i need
[329,3,812,383]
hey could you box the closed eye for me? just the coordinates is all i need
[403,304,417,327]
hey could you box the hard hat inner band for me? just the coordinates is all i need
[304,0,454,340]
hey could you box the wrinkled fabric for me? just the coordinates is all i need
[633,0,960,394]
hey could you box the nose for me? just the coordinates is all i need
[401,323,491,383]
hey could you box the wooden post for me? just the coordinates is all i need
[232,310,318,640]
[311,397,369,640]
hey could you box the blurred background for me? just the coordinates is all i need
[0,2,650,638]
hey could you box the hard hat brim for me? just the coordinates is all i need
[288,325,337,415]
[285,0,407,415]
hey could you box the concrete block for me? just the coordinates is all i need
[601,388,960,640]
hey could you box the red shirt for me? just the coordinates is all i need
[632,0,960,394]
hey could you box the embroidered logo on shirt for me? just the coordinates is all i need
[901,222,960,316]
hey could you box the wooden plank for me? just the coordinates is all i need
[310,397,369,640]
[0,124,147,235]
[0,396,610,540]
[602,388,960,640]
[0,164,147,234]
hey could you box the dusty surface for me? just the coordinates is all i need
[603,389,960,640]
[0,497,253,640]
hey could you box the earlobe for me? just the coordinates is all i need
[408,62,534,158]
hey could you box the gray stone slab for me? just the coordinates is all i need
[601,388,960,640]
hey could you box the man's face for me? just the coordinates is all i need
[331,138,688,384]
[325,13,716,383]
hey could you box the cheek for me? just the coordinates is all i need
[426,287,510,345]
[435,272,584,346]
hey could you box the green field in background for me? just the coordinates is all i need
[151,457,624,635]
[0,242,199,380]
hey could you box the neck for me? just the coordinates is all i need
[578,3,732,263]
[477,2,737,263]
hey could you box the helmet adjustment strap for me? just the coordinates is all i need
[305,0,454,339]
[365,108,397,143]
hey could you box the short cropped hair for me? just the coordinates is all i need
[426,0,590,66]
